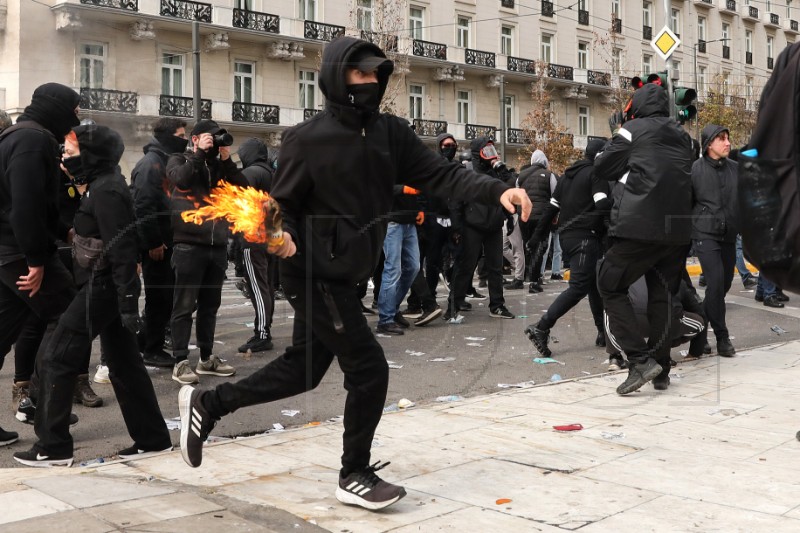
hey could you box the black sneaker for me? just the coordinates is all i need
[743,277,758,290]
[414,307,443,326]
[550,273,564,281]
[394,313,410,328]
[524,325,551,357]
[403,307,424,319]
[703,342,712,354]
[608,354,627,371]
[489,306,515,319]
[143,350,175,368]
[652,375,671,391]
[595,331,606,347]
[0,426,18,447]
[237,335,274,353]
[763,295,785,308]
[178,385,217,468]
[376,323,404,336]
[698,275,707,287]
[13,448,73,467]
[477,279,488,289]
[335,461,407,510]
[458,302,473,312]
[118,444,174,460]
[361,303,377,315]
[716,337,736,357]
[503,279,524,290]
[274,288,286,300]
[16,399,79,426]
[776,291,790,302]
[466,287,486,300]
[234,279,252,299]
[528,282,543,294]
[616,358,663,395]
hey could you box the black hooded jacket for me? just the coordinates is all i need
[71,125,140,312]
[517,162,552,220]
[132,137,178,250]
[238,137,274,192]
[690,124,739,243]
[271,37,510,283]
[594,83,693,244]
[450,137,512,232]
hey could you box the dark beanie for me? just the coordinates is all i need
[18,82,81,140]
[191,119,222,137]
[585,138,607,161]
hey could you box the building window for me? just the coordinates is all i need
[501,26,513,56]
[670,8,681,36]
[298,69,316,109]
[578,0,587,11]
[235,0,252,9]
[409,6,424,40]
[457,16,470,48]
[299,0,316,21]
[541,34,553,63]
[409,84,424,120]
[766,0,772,12]
[578,106,589,136]
[457,90,470,123]
[611,0,621,16]
[356,0,373,31]
[161,52,183,96]
[746,76,754,108]
[672,61,680,85]
[642,53,652,74]
[698,66,706,97]
[745,30,753,53]
[643,1,652,27]
[788,0,793,18]
[578,41,588,69]
[767,36,774,59]
[504,95,515,128]
[698,17,706,42]
[234,61,254,103]
[79,43,105,89]
[612,47,622,72]
[722,23,730,41]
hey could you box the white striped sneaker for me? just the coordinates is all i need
[335,461,406,511]
[178,385,217,468]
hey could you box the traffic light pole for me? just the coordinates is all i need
[663,0,675,121]
[193,21,202,123]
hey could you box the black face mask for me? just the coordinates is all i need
[62,156,86,184]
[346,83,381,110]
[441,145,457,161]
[156,132,189,154]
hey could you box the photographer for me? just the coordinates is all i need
[166,120,248,385]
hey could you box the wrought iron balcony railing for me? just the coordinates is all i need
[722,45,730,59]
[80,0,138,10]
[643,25,652,40]
[698,40,706,53]
[501,0,515,7]
[232,8,279,33]
[303,108,321,120]
[748,6,759,18]
[724,0,736,11]
[361,30,398,53]
[578,10,589,25]
[80,88,138,113]
[768,57,774,69]
[412,119,448,137]
[506,128,531,144]
[232,102,279,124]
[548,63,574,81]
[304,20,345,42]
[587,70,610,85]
[506,56,537,74]
[541,0,554,17]
[728,95,746,108]
[770,13,780,25]
[793,20,799,31]
[612,17,622,33]
[160,0,211,22]
[159,95,211,119]
[412,39,447,60]
[466,124,497,140]
[746,51,753,64]
[465,49,496,68]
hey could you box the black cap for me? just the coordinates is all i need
[191,119,222,137]
[348,48,393,73]
[585,138,607,161]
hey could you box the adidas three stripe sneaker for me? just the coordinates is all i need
[335,461,407,510]
[178,385,217,468]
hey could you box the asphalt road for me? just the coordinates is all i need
[1,271,797,468]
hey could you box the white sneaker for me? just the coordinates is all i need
[172,360,199,385]
[93,365,110,384]
[196,354,236,377]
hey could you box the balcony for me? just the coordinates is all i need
[643,25,652,40]
[746,51,753,64]
[578,9,589,25]
[744,5,759,20]
[303,108,321,120]
[694,0,713,7]
[506,128,531,144]
[412,39,447,60]
[466,124,497,140]
[160,0,211,23]
[79,0,138,10]
[80,88,138,113]
[412,119,448,137]
[587,70,610,86]
[232,8,279,34]
[465,49,496,68]
[787,19,800,33]
[728,95,746,108]
[159,95,211,119]
[361,30,399,53]
[541,0,554,17]
[768,56,774,69]
[722,45,730,59]
[506,56,538,74]
[766,13,780,27]
[548,63,574,81]
[721,0,737,12]
[698,40,706,53]
[232,102,279,124]
[304,20,345,42]
[612,17,622,33]
[501,0,515,7]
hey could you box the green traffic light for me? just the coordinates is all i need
[673,86,698,124]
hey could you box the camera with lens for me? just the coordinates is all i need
[213,129,234,147]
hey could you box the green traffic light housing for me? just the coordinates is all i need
[674,87,698,124]
[630,71,669,92]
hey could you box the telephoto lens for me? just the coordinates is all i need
[214,131,234,147]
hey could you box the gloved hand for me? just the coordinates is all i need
[402,186,420,195]
[120,312,142,336]
[415,211,424,225]
[608,110,625,136]
[492,160,506,171]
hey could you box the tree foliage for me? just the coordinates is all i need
[696,74,758,147]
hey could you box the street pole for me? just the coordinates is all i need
[693,42,700,141]
[192,21,201,123]
[663,0,674,121]
[498,75,505,162]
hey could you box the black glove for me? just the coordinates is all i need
[118,293,140,335]
[120,312,142,336]
[492,160,506,171]
[608,110,625,135]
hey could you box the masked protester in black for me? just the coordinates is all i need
[13,125,171,467]
[177,36,531,511]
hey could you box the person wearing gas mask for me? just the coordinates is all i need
[175,37,531,511]
[13,124,171,467]
[0,83,82,447]
[132,117,188,369]
[166,120,249,386]
[446,137,516,320]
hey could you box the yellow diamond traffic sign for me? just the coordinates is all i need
[651,26,681,60]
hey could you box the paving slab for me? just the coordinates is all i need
[25,473,174,509]
[0,487,74,525]
[390,506,565,532]
[0,508,115,533]
[83,491,224,528]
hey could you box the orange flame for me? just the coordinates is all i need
[180,182,284,245]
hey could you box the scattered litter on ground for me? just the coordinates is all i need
[533,357,566,365]
[304,421,322,427]
[272,423,285,431]
[371,439,382,448]
[281,410,300,417]
[518,315,528,318]
[550,335,559,343]
[495,498,513,505]
[313,506,335,512]
[405,349,425,356]
[497,381,536,389]
[388,363,404,369]
[429,357,456,362]
[398,398,415,409]
[581,371,592,375]
[707,408,740,417]
[436,395,465,402]
[165,417,181,431]
[206,435,232,443]
[464,336,486,341]
[383,403,399,413]
[679,350,689,356]
[550,374,562,382]
[446,315,466,324]
[80,458,105,467]
[771,325,787,335]
[214,340,224,345]
[376,333,392,338]
[601,431,625,440]
[466,343,483,347]
[553,424,583,432]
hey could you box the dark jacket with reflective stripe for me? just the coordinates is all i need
[691,155,739,243]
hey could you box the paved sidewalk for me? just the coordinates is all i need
[2,340,800,532]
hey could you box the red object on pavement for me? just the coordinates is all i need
[553,424,583,431]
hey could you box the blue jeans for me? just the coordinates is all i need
[377,223,420,326]
[755,273,777,299]
[735,234,754,281]
[540,232,563,276]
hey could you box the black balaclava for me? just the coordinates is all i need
[346,83,382,110]
[437,133,457,161]
[155,131,189,154]
[18,83,81,141]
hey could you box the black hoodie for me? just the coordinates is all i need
[71,125,140,312]
[132,137,178,250]
[450,137,511,231]
[594,83,693,244]
[270,36,510,283]
[237,137,274,192]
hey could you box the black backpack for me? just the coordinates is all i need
[739,42,800,293]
